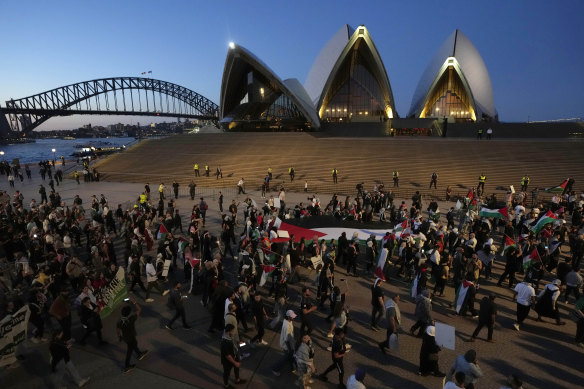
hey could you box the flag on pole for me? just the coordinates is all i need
[503,236,517,254]
[410,274,420,298]
[549,238,562,255]
[479,207,508,219]
[259,265,276,287]
[455,280,473,314]
[531,211,557,234]
[177,238,189,258]
[543,179,568,193]
[523,248,541,269]
[375,248,388,281]
[392,219,409,239]
[157,224,169,240]
[144,228,153,251]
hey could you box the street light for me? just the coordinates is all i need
[51,148,56,163]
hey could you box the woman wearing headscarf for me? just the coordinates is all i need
[535,279,566,325]
[418,325,445,377]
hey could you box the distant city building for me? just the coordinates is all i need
[408,29,497,122]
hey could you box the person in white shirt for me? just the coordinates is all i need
[346,367,366,389]
[144,256,169,302]
[512,280,536,331]
[444,371,466,388]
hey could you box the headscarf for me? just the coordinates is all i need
[426,325,435,337]
[373,278,383,288]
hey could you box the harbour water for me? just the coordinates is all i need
[0,137,136,164]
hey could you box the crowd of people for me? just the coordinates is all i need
[0,159,583,389]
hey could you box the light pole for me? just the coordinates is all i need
[0,151,4,159]
[51,148,56,164]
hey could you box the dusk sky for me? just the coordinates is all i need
[1,1,582,130]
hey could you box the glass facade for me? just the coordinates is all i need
[420,65,475,121]
[223,67,311,130]
[320,39,387,122]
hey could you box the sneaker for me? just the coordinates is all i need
[138,350,149,360]
[327,333,334,338]
[345,343,352,350]
[326,346,332,351]
[272,370,281,377]
[165,324,173,330]
[78,377,91,388]
[162,290,170,296]
[123,365,136,374]
[259,339,268,345]
[145,298,154,303]
[513,323,520,331]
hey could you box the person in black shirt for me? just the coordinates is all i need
[250,292,268,346]
[221,324,246,389]
[128,255,147,293]
[50,329,90,387]
[300,287,317,335]
[79,297,106,346]
[370,278,385,330]
[165,281,191,330]
[470,294,497,342]
[319,327,347,385]
[116,300,149,373]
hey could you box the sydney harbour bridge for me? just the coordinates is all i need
[0,77,219,137]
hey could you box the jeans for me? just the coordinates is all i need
[321,358,344,384]
[168,307,188,327]
[271,348,295,373]
[223,363,240,386]
[52,360,82,387]
[516,303,531,325]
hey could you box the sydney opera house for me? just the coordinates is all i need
[219,25,496,132]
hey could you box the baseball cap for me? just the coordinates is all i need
[285,310,297,319]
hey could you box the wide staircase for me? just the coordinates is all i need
[93,132,583,201]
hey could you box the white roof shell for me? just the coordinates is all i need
[304,25,396,116]
[408,30,496,119]
[220,44,320,129]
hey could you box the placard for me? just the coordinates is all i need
[434,322,455,350]
[162,259,172,278]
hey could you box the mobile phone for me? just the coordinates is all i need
[239,342,246,347]
[284,277,287,281]
[182,295,188,299]
[124,298,130,302]
[545,246,548,249]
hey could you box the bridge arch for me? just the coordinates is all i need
[2,77,219,134]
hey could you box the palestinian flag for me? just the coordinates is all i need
[531,211,557,234]
[259,265,276,287]
[410,274,420,298]
[503,236,517,254]
[549,238,562,255]
[466,189,474,202]
[375,248,388,281]
[157,224,169,240]
[455,280,473,314]
[393,220,409,239]
[479,207,508,219]
[523,248,541,269]
[144,228,154,251]
[177,238,189,258]
[544,179,568,193]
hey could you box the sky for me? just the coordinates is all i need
[0,0,583,130]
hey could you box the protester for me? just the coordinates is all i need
[116,300,149,373]
[446,349,483,389]
[221,323,246,389]
[50,329,91,388]
[418,325,445,377]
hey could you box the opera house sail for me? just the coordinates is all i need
[219,44,319,131]
[408,29,496,122]
[305,25,397,123]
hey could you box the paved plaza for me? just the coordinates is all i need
[1,160,583,389]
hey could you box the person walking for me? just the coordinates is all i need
[79,297,106,346]
[165,281,192,330]
[469,294,497,342]
[418,325,445,377]
[189,180,196,200]
[294,334,316,389]
[205,164,210,177]
[319,327,349,386]
[158,182,165,200]
[446,349,482,389]
[379,294,400,354]
[199,197,208,226]
[289,167,295,182]
[172,181,179,199]
[271,310,297,377]
[249,292,269,346]
[512,280,536,331]
[370,278,385,331]
[299,287,317,335]
[49,289,73,341]
[116,299,149,373]
[216,166,223,179]
[50,329,91,388]
[145,256,170,303]
[193,163,200,177]
[237,178,245,194]
[535,279,566,325]
[410,290,432,337]
[393,170,399,187]
[332,168,338,184]
[221,324,247,389]
[429,172,438,189]
[477,173,486,194]
[218,191,224,212]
